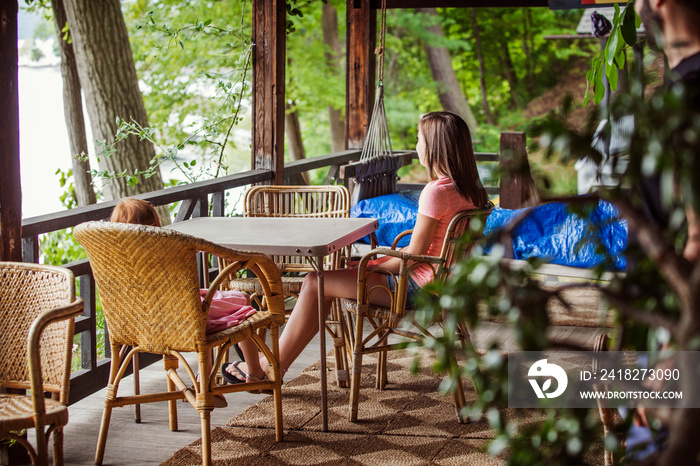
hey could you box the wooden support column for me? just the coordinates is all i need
[499,132,538,209]
[252,0,286,185]
[0,1,22,262]
[346,0,376,150]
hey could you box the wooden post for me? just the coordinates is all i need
[252,0,286,185]
[499,132,537,209]
[0,0,22,262]
[346,0,376,150]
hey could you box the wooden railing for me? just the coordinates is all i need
[20,135,526,404]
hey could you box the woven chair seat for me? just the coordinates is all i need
[343,299,402,328]
[0,395,68,434]
[226,276,304,297]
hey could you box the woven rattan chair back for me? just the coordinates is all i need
[0,262,84,464]
[0,262,76,399]
[74,221,285,466]
[74,222,207,354]
[436,202,494,281]
[244,185,350,272]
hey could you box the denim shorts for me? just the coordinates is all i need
[386,274,420,309]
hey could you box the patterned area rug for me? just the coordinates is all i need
[162,350,603,465]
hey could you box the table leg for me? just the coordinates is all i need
[314,255,329,431]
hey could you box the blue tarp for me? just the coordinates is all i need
[483,200,627,270]
[350,192,419,247]
[351,193,627,270]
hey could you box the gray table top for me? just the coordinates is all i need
[166,216,378,257]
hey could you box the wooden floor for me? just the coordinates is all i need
[30,321,602,466]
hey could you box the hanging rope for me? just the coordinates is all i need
[359,0,392,164]
[352,0,402,204]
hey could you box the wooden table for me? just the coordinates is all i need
[167,216,378,431]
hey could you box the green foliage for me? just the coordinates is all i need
[414,42,700,464]
[584,1,640,106]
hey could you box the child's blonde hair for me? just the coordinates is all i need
[110,198,162,227]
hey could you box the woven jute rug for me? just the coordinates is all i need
[162,350,603,465]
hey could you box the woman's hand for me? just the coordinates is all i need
[347,255,391,270]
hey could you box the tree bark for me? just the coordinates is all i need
[62,0,164,201]
[51,0,96,207]
[498,39,521,109]
[285,101,309,184]
[470,8,494,125]
[417,8,478,133]
[521,9,535,87]
[322,3,345,153]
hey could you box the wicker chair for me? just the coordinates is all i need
[0,262,84,465]
[221,185,352,384]
[73,221,285,466]
[344,205,493,422]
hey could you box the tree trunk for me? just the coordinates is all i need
[470,8,494,125]
[498,39,521,109]
[52,0,96,207]
[417,8,478,134]
[62,0,164,201]
[285,101,309,184]
[521,9,536,87]
[321,3,345,153]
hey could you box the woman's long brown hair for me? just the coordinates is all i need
[419,111,489,208]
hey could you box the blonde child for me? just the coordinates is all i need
[110,198,263,402]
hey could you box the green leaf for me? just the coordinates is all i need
[613,48,626,69]
[607,62,619,91]
[621,4,638,46]
[594,65,606,105]
[605,30,620,67]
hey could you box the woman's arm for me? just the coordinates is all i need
[367,213,439,274]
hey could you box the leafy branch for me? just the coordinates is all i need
[584,1,641,106]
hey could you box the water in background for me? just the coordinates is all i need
[19,65,73,218]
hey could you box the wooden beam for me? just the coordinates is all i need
[499,132,538,209]
[0,0,21,261]
[252,0,286,185]
[365,0,549,7]
[346,0,376,150]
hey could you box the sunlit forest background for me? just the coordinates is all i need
[20,1,604,211]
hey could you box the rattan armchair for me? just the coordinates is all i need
[74,221,285,466]
[221,185,352,383]
[344,205,493,423]
[0,262,84,465]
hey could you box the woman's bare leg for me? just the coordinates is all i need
[226,267,392,379]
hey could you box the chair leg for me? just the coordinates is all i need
[376,350,388,390]
[133,351,141,423]
[349,314,365,422]
[452,376,468,424]
[34,422,48,466]
[164,355,179,432]
[199,410,212,466]
[197,349,213,466]
[95,342,122,465]
[329,300,349,388]
[270,327,284,442]
[52,427,64,466]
